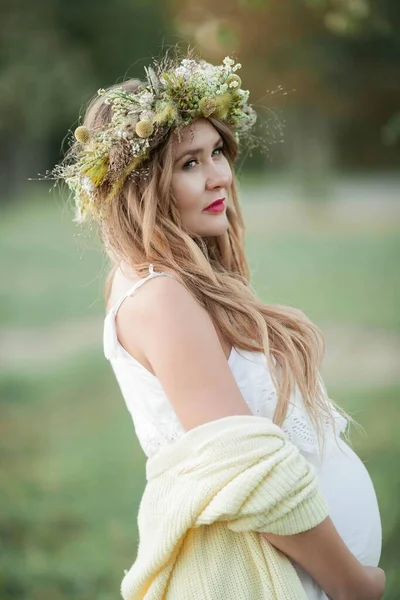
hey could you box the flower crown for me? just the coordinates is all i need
[53,55,257,223]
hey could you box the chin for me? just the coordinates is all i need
[185,213,229,238]
[201,215,229,237]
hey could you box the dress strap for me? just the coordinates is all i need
[104,265,175,360]
[108,264,174,316]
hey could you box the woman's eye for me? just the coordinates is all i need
[183,159,197,169]
[213,146,224,156]
[182,147,224,169]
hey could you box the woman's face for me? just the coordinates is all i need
[171,119,232,237]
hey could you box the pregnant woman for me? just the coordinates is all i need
[53,51,384,598]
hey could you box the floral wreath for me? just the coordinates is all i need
[52,54,258,223]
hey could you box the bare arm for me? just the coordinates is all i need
[117,276,384,600]
[263,519,385,600]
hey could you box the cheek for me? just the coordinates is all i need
[172,172,203,211]
[223,160,233,187]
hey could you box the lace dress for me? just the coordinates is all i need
[104,266,382,599]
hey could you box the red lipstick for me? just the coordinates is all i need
[203,198,225,213]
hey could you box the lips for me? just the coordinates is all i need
[204,197,225,211]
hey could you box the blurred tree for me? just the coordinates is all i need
[169,0,399,189]
[303,0,400,148]
[0,0,169,199]
[304,0,391,37]
[1,0,398,200]
[0,0,94,197]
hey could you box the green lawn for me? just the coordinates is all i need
[1,187,399,599]
[0,192,107,327]
[2,355,399,599]
[246,231,400,331]
[1,187,399,331]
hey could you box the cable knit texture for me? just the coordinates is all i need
[121,415,328,600]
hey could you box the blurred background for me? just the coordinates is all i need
[1,0,399,598]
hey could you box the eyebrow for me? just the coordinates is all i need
[174,136,223,164]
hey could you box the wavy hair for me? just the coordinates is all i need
[80,78,345,440]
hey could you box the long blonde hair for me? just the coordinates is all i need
[82,78,342,437]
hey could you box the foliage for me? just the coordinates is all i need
[169,0,400,166]
[54,56,257,223]
[1,0,399,200]
[0,0,168,196]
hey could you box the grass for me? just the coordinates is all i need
[1,186,399,331]
[1,354,144,600]
[1,185,399,599]
[2,356,399,599]
[0,190,107,327]
[247,230,400,331]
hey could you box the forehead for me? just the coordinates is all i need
[173,119,220,153]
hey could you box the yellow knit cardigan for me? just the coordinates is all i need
[121,415,328,599]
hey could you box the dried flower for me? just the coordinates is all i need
[52,53,259,223]
[154,102,177,125]
[199,97,217,118]
[140,110,156,123]
[226,74,242,89]
[81,155,109,186]
[74,126,91,144]
[135,120,154,138]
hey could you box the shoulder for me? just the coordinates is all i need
[116,273,252,430]
[116,271,233,367]
[115,272,214,379]
[112,273,196,373]
[117,273,204,332]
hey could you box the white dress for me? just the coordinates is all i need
[104,266,382,599]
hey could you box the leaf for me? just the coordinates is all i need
[145,66,160,94]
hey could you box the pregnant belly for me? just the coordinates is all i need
[317,437,382,565]
[294,437,382,599]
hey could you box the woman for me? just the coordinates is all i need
[54,54,384,599]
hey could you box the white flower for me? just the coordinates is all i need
[174,59,200,79]
[138,91,154,107]
[130,140,142,154]
[140,110,155,121]
[200,63,216,78]
[233,63,242,72]
[81,176,96,200]
[229,81,239,89]
[181,59,196,69]
[174,66,190,79]
[81,175,96,194]
[235,89,249,102]
[223,57,235,67]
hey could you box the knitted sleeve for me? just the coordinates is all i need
[122,416,328,600]
[193,421,328,535]
[148,414,328,536]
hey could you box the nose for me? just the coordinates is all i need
[205,161,231,192]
